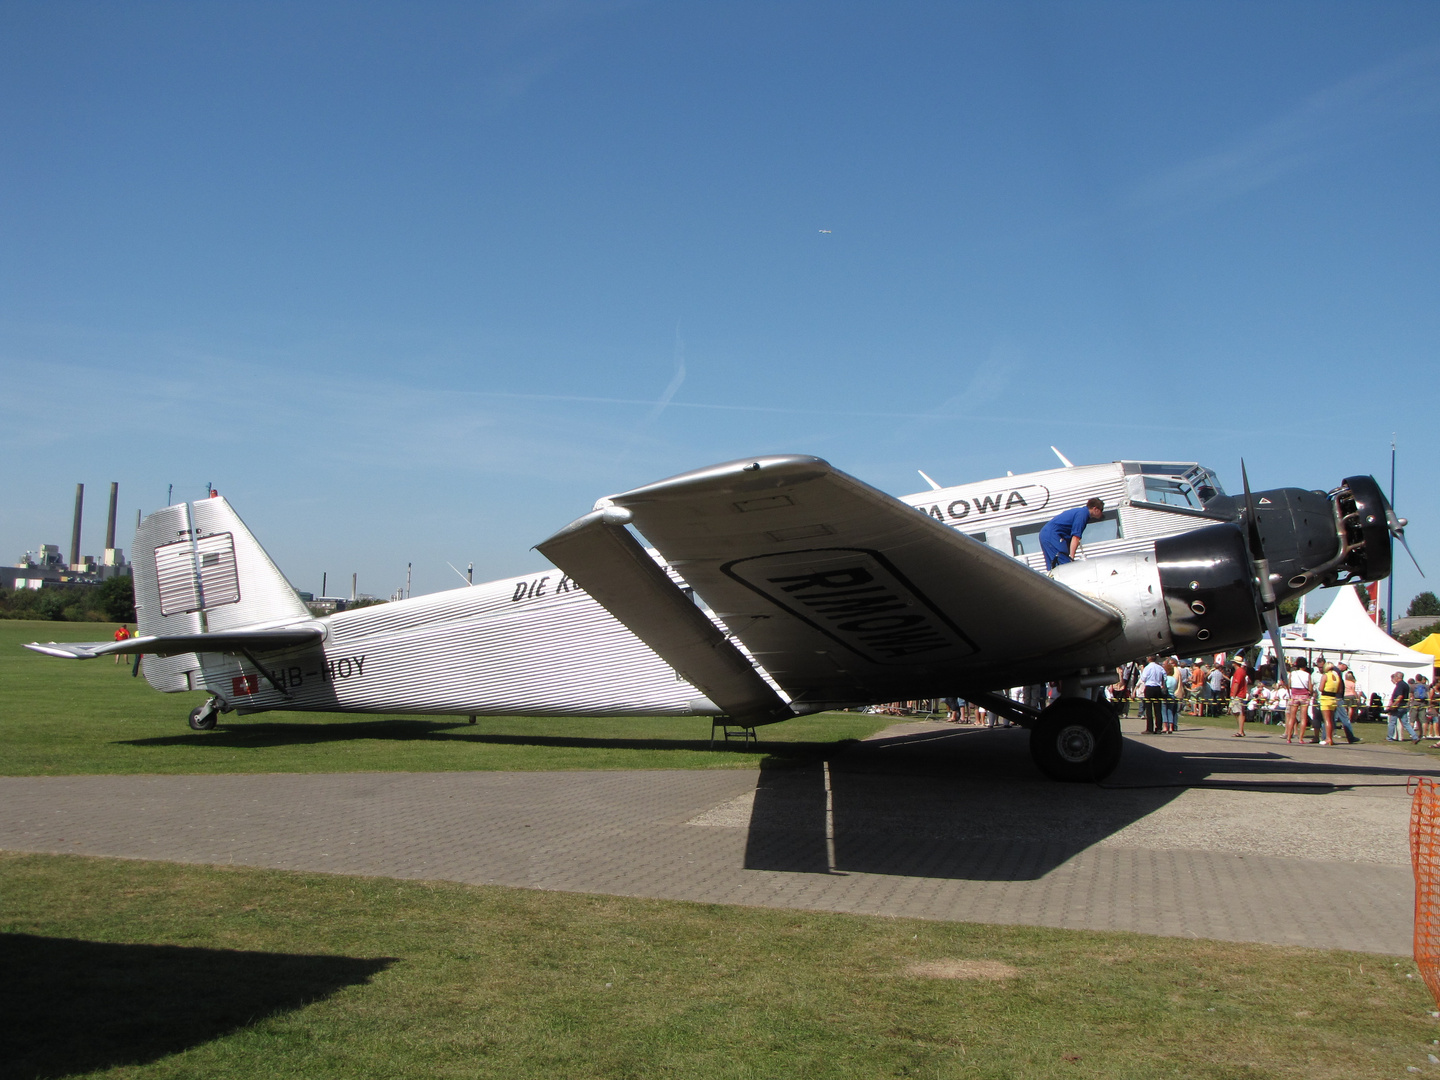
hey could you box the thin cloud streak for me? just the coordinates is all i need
[0,350,1372,495]
[451,388,1355,441]
[1132,41,1440,215]
[645,325,688,424]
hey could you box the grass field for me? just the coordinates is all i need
[8,622,1440,1076]
[0,620,889,776]
[4,852,1438,1080]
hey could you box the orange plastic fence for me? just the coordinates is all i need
[1409,776,1440,1006]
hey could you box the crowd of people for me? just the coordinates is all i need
[1116,654,1435,744]
[875,656,1437,744]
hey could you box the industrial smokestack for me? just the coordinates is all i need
[105,482,119,551]
[70,483,84,568]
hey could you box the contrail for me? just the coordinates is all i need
[646,323,687,423]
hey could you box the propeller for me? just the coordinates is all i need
[1385,502,1425,578]
[1240,461,1287,675]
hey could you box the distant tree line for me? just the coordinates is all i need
[1410,592,1440,618]
[0,575,135,623]
[1402,590,1440,647]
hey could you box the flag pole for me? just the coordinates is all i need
[1388,434,1396,636]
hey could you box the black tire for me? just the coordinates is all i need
[188,703,218,731]
[1029,697,1123,782]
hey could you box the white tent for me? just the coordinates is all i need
[1262,586,1434,698]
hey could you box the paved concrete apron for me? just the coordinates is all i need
[1,717,1428,955]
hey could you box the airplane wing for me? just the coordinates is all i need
[540,455,1122,711]
[25,627,323,660]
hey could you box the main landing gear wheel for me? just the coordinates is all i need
[1029,697,1123,783]
[188,700,220,731]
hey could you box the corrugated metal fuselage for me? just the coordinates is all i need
[161,570,722,718]
[901,460,1225,570]
[141,459,1229,718]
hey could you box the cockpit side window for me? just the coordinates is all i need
[1142,477,1200,509]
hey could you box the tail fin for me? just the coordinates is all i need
[134,496,310,639]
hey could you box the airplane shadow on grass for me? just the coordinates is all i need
[0,933,391,1079]
[743,724,1438,882]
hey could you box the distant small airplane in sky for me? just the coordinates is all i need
[818,229,831,234]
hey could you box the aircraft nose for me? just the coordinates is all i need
[1232,475,1395,606]
[1336,474,1396,586]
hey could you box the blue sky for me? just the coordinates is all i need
[2,1,1437,613]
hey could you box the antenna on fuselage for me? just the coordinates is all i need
[1051,446,1075,468]
[917,470,943,491]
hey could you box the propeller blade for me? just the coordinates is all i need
[1385,502,1425,577]
[1240,460,1280,611]
[1398,530,1426,578]
[1264,607,1287,677]
[1240,459,1266,562]
[1241,461,1285,670]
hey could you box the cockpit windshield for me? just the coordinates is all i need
[1184,466,1226,503]
[1133,463,1227,508]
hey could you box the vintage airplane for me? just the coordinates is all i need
[26,454,1406,781]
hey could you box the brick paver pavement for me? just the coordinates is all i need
[1,716,1429,955]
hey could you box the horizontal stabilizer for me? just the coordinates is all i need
[25,626,323,660]
[538,507,794,725]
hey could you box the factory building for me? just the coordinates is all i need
[3,482,132,590]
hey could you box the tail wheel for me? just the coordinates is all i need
[1030,697,1123,782]
[188,701,219,731]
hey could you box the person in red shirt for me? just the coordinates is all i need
[112,624,130,665]
[1231,660,1250,737]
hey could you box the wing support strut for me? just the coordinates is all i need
[963,690,1042,729]
[538,508,794,726]
[238,648,293,700]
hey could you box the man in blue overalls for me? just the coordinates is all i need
[1039,498,1104,571]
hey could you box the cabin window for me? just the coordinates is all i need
[965,532,986,545]
[1011,511,1121,557]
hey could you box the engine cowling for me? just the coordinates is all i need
[1335,474,1393,586]
[1042,471,1393,668]
[1204,474,1393,602]
[1154,523,1264,656]
[1054,524,1266,664]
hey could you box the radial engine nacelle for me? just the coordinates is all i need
[1207,474,1395,604]
[1052,474,1395,665]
